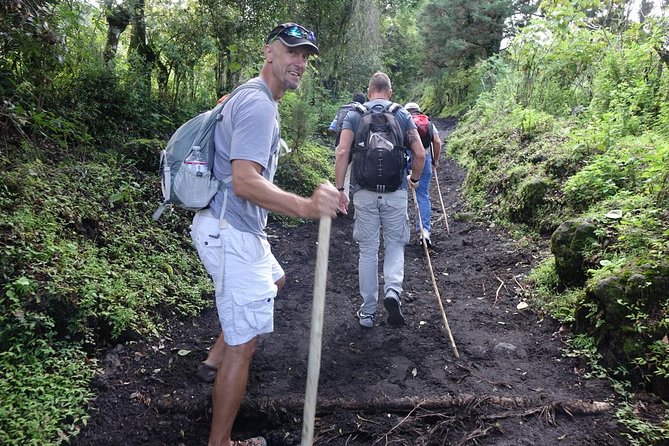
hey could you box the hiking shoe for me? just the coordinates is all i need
[384,292,406,326]
[356,310,375,328]
[232,436,267,446]
[420,229,432,248]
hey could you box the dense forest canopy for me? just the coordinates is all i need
[1,0,668,445]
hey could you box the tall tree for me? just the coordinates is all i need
[321,0,383,96]
[419,0,536,69]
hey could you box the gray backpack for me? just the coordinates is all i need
[153,79,272,220]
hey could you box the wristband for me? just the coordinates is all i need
[337,187,345,191]
[409,177,419,184]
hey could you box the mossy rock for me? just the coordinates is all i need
[550,218,597,288]
[506,176,551,223]
[576,262,669,398]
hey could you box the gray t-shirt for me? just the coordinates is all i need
[342,99,417,192]
[208,78,280,237]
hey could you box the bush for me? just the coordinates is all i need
[0,338,93,445]
[0,157,212,348]
[274,141,334,202]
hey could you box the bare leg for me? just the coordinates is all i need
[208,337,257,446]
[203,333,226,369]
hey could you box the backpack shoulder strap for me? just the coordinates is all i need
[387,102,402,114]
[353,103,368,115]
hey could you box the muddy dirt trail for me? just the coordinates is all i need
[73,119,626,445]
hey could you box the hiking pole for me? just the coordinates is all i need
[411,187,459,358]
[432,166,450,235]
[301,215,332,446]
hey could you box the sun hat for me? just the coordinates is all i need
[404,102,421,113]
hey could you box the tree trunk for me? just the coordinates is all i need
[102,0,130,66]
[155,56,170,103]
[128,0,154,95]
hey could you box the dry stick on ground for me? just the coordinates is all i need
[512,275,526,291]
[456,362,513,389]
[492,276,504,307]
[300,216,332,446]
[432,167,450,234]
[411,187,459,358]
[455,424,495,446]
[371,403,423,446]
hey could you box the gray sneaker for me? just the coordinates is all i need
[356,310,375,328]
[383,291,406,326]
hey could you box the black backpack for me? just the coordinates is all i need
[335,103,355,134]
[351,102,406,193]
[334,102,356,145]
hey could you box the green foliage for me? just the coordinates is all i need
[448,103,569,232]
[508,14,607,115]
[564,133,669,212]
[411,67,484,117]
[616,402,669,446]
[0,157,212,347]
[529,258,583,323]
[0,339,93,445]
[563,333,610,379]
[562,332,669,446]
[274,140,334,200]
[589,23,669,138]
[319,0,383,97]
[279,90,318,152]
[381,9,422,101]
[0,0,68,95]
[121,138,165,172]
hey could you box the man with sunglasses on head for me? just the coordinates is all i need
[189,22,339,446]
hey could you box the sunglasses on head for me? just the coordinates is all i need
[268,23,316,44]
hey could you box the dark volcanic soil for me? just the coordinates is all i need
[73,119,626,446]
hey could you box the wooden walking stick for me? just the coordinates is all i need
[432,166,450,234]
[411,187,459,358]
[301,216,332,446]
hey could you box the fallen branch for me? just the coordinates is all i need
[241,394,613,418]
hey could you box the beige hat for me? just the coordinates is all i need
[404,102,421,112]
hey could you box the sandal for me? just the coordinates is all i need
[232,436,267,446]
[196,363,217,383]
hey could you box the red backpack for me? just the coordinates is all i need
[411,113,433,150]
